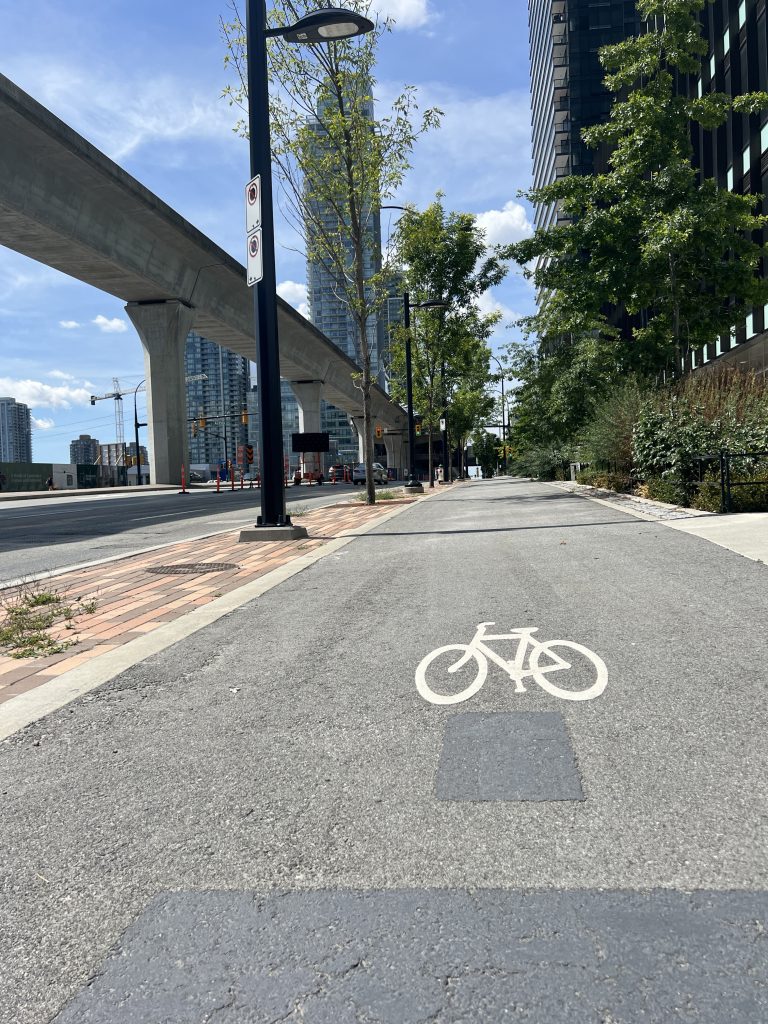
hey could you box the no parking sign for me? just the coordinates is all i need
[245,175,263,285]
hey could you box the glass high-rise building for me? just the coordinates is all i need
[527,0,767,376]
[282,87,390,468]
[528,0,643,232]
[184,332,251,467]
[688,0,768,375]
[0,397,32,463]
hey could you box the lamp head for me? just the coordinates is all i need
[270,8,375,43]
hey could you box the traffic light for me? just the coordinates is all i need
[414,422,422,437]
[90,396,96,406]
[375,424,382,440]
[241,409,248,425]
[192,422,198,437]
[198,417,206,430]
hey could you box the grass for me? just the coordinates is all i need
[0,579,99,659]
[353,488,401,502]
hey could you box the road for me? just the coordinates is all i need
[0,483,358,584]
[1,477,767,1022]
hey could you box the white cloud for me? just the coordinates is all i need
[32,417,55,430]
[277,280,309,320]
[48,370,76,381]
[0,378,92,410]
[384,85,533,210]
[476,201,533,246]
[373,0,432,29]
[12,63,237,164]
[58,320,80,330]
[92,315,128,333]
[479,290,520,325]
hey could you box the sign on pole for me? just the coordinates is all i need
[247,230,263,286]
[245,175,262,233]
[245,175,263,286]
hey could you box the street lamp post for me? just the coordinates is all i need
[402,294,449,491]
[490,355,507,476]
[243,2,373,538]
[134,380,146,485]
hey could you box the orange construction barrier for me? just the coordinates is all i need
[178,465,188,495]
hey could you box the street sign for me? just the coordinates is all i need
[247,230,263,286]
[245,175,262,233]
[439,418,446,431]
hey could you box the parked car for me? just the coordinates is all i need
[352,462,387,485]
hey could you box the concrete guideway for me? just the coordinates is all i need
[1,478,768,1022]
[0,72,408,483]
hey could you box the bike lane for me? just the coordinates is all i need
[2,477,768,1022]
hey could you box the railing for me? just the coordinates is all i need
[694,450,768,512]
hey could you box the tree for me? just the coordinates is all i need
[221,1,440,503]
[510,0,768,374]
[470,430,499,479]
[388,198,510,484]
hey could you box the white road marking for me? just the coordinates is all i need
[416,623,608,705]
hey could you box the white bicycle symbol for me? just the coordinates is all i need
[415,623,608,705]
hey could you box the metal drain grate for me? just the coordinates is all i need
[146,562,240,576]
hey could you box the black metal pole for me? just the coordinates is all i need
[403,292,421,489]
[501,375,507,475]
[134,383,143,485]
[246,0,289,526]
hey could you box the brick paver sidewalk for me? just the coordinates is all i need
[0,497,418,706]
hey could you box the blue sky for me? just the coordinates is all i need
[0,0,535,464]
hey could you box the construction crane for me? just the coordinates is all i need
[90,378,146,466]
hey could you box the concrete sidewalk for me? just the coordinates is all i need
[551,478,768,563]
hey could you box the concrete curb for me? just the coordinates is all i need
[0,497,420,743]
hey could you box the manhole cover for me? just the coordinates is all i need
[146,563,240,575]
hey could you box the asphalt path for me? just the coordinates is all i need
[0,483,359,584]
[2,478,767,1022]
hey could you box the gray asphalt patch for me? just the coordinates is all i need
[53,889,768,1023]
[436,712,584,801]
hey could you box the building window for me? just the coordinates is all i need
[727,164,734,190]
[723,27,730,58]
[743,142,751,173]
[746,312,755,338]
[738,0,746,29]
[710,53,716,79]
[697,77,703,97]
[761,121,768,154]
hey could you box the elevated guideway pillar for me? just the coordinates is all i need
[350,416,366,463]
[125,300,196,486]
[383,433,405,480]
[291,380,323,478]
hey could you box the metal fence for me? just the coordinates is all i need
[694,450,768,513]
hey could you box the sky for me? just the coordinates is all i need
[0,0,535,464]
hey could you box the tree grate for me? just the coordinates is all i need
[145,563,240,576]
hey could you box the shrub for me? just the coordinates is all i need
[643,476,688,505]
[576,469,633,492]
[632,368,768,502]
[577,377,649,469]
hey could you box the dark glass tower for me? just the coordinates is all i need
[528,0,643,231]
